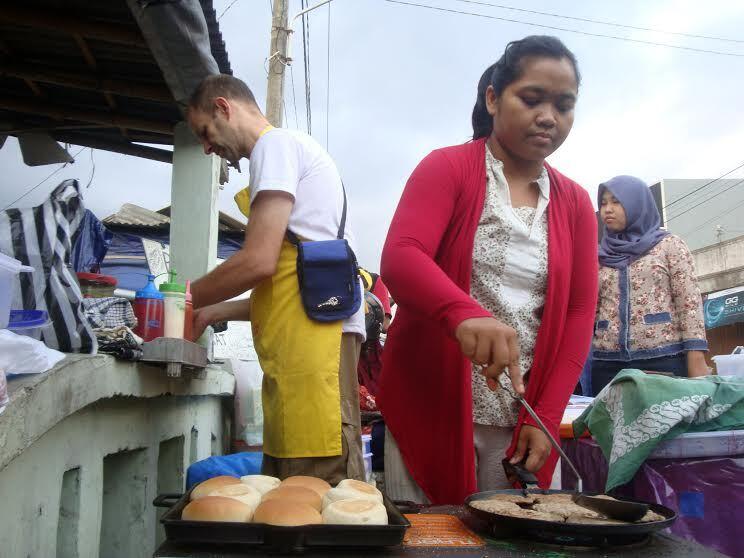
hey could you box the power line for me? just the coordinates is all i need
[326,1,331,149]
[667,177,744,223]
[290,65,300,129]
[218,0,240,21]
[452,0,744,44]
[383,0,744,58]
[683,180,744,235]
[2,146,87,211]
[301,0,313,135]
[661,161,744,211]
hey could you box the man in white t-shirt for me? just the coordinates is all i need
[186,74,365,482]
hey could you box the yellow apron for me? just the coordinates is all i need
[250,239,344,458]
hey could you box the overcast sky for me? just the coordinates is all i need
[2,0,744,270]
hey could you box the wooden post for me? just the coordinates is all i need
[266,0,289,126]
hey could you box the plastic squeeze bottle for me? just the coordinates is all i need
[184,280,194,341]
[159,270,186,338]
[132,274,164,341]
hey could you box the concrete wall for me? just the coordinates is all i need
[0,355,234,558]
[692,234,744,294]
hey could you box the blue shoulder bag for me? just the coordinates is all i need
[286,186,361,322]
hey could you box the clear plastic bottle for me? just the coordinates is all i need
[133,274,164,341]
[159,270,186,338]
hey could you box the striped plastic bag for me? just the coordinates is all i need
[0,179,97,353]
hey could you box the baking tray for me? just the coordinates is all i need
[466,489,677,547]
[154,490,410,553]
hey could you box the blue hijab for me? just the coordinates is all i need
[598,175,668,269]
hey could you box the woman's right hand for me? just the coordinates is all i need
[455,317,524,395]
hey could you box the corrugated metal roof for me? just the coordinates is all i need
[103,203,170,227]
[104,203,245,233]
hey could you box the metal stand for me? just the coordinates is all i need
[140,338,208,378]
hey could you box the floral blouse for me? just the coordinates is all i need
[593,234,708,361]
[470,149,549,427]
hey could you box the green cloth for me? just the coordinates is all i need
[573,369,744,491]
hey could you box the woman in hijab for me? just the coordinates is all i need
[591,175,709,395]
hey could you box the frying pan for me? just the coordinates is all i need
[465,489,677,547]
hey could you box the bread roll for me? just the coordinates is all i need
[253,499,322,526]
[322,479,383,509]
[190,476,241,500]
[322,499,388,525]
[182,496,253,522]
[208,483,261,514]
[240,474,281,495]
[280,476,332,499]
[262,485,322,511]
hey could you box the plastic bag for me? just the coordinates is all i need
[0,330,65,376]
[230,359,264,446]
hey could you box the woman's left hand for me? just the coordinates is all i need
[687,350,711,378]
[510,425,552,473]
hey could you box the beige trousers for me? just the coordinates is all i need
[384,423,514,503]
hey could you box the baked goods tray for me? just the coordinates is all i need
[153,490,410,553]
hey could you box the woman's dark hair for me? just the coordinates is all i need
[471,35,580,140]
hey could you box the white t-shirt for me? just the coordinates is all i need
[249,128,365,338]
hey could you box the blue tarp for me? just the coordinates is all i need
[186,452,263,489]
[71,210,113,273]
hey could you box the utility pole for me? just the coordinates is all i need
[266,0,289,127]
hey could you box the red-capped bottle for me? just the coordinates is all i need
[133,274,164,341]
[184,280,194,341]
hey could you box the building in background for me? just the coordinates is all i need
[652,178,744,361]
[653,178,744,251]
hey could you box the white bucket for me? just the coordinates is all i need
[0,253,34,330]
[712,346,744,377]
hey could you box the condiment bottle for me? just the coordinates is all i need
[159,270,186,339]
[132,274,164,341]
[184,280,194,341]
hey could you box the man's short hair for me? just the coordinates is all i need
[188,74,257,112]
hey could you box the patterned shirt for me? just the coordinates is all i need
[593,234,708,361]
[471,148,549,427]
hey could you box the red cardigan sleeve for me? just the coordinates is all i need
[381,150,492,336]
[525,187,598,433]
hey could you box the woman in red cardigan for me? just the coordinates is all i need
[377,36,598,505]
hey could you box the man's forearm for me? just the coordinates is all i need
[191,250,273,308]
[213,298,252,322]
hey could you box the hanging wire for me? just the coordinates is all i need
[667,177,744,223]
[301,0,313,135]
[218,0,241,21]
[326,1,331,149]
[2,146,86,211]
[290,65,300,129]
[85,148,96,189]
[383,0,744,58]
[661,161,744,211]
[452,0,744,44]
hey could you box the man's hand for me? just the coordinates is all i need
[455,317,524,395]
[510,425,551,472]
[190,299,251,341]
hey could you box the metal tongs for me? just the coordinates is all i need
[487,370,649,522]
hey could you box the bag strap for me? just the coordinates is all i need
[286,182,347,245]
